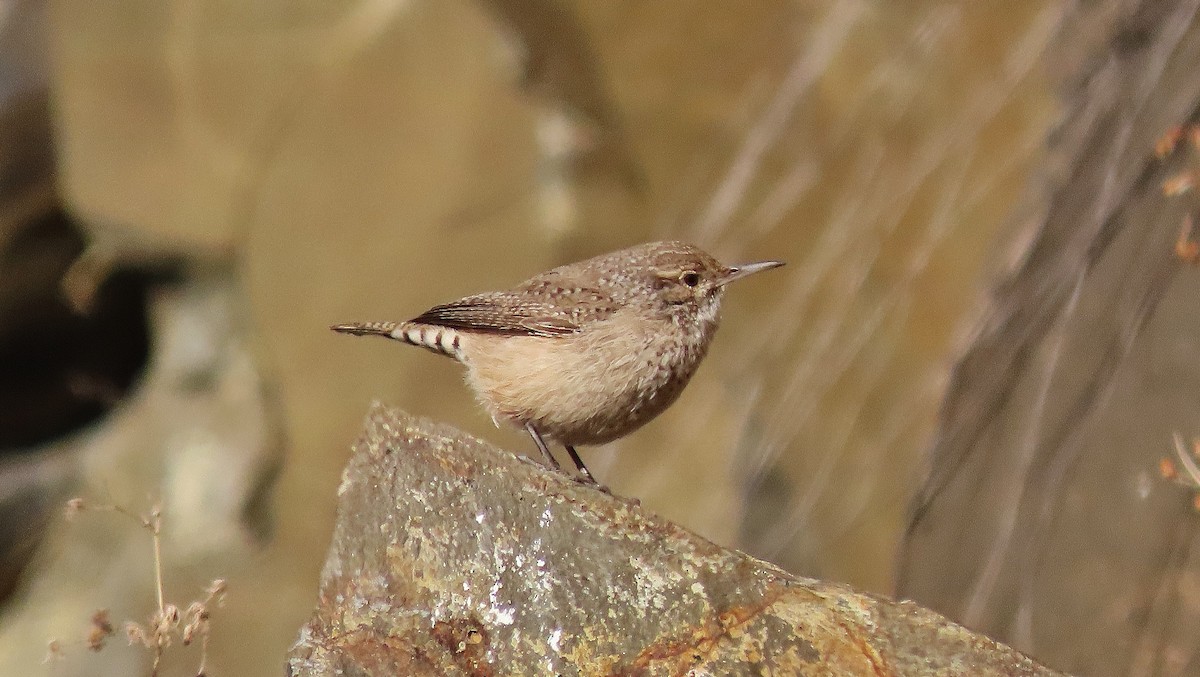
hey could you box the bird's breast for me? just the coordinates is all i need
[459,310,716,445]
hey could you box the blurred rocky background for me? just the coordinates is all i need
[2,0,1198,675]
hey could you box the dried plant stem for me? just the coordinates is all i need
[1172,432,1200,485]
[196,633,209,677]
[58,498,224,676]
[95,503,169,674]
[152,517,165,614]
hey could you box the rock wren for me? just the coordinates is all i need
[332,241,783,486]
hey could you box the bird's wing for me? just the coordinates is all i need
[408,283,617,338]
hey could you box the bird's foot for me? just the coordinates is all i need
[570,474,611,494]
[516,454,610,493]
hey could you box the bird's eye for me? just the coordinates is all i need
[681,272,700,287]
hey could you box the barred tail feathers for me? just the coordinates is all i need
[331,320,463,359]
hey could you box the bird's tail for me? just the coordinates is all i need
[330,320,463,359]
[330,320,402,338]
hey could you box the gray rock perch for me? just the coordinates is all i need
[287,403,1067,676]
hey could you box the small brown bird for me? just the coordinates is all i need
[332,241,783,487]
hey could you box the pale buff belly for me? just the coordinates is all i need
[459,313,710,446]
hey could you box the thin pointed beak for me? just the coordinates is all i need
[719,259,785,286]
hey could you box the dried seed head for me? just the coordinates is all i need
[126,621,149,648]
[64,498,86,521]
[183,602,211,646]
[44,640,64,663]
[1161,457,1178,481]
[1157,126,1184,158]
[206,578,227,604]
[86,609,114,651]
[153,603,181,639]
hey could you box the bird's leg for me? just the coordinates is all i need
[564,445,609,493]
[562,445,594,482]
[524,425,608,492]
[523,422,609,492]
[525,424,563,471]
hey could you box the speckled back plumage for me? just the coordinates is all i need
[410,241,725,339]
